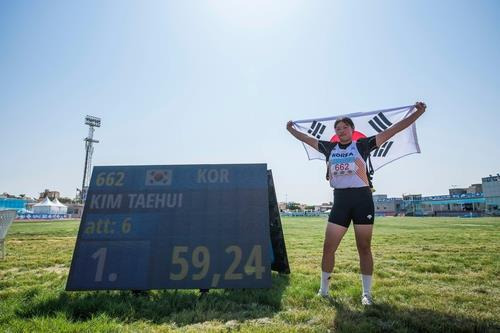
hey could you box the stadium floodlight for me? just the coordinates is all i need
[85,115,101,128]
[0,210,17,260]
[81,115,101,202]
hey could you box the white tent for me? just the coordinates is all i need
[52,198,68,214]
[33,197,60,214]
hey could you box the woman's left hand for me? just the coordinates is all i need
[415,101,426,112]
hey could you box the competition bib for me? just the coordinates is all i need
[328,141,370,189]
[330,156,356,176]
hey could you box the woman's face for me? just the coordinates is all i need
[335,121,353,143]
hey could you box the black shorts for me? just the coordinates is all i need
[328,187,374,228]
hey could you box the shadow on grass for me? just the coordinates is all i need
[328,298,499,333]
[16,273,290,326]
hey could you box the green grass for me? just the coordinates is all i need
[1,217,499,332]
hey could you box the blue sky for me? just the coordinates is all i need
[1,0,499,204]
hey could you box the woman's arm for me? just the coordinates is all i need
[286,121,319,151]
[376,102,427,147]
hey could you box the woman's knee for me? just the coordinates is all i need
[356,242,372,255]
[323,239,339,253]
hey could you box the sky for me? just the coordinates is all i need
[1,0,499,204]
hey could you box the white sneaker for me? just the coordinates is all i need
[361,294,373,305]
[317,289,329,298]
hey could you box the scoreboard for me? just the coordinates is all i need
[66,164,273,290]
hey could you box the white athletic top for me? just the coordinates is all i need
[328,141,370,189]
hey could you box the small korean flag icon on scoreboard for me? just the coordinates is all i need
[145,169,172,186]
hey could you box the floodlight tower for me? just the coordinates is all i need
[81,115,101,201]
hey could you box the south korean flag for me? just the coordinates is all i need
[145,169,173,186]
[292,105,421,171]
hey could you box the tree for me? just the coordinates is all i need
[287,202,301,211]
[58,197,73,204]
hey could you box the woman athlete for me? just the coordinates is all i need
[286,102,426,305]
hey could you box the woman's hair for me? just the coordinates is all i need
[334,117,354,129]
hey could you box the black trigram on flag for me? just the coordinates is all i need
[307,121,326,139]
[372,141,394,157]
[368,112,393,133]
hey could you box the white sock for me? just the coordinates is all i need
[361,274,372,295]
[319,271,331,294]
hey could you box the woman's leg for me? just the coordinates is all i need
[322,222,349,272]
[353,224,373,275]
[318,222,348,295]
[354,224,374,303]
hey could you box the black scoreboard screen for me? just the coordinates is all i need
[66,164,273,290]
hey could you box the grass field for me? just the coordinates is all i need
[1,217,499,332]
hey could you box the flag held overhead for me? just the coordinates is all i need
[293,105,421,171]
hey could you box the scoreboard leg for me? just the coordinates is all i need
[267,170,291,274]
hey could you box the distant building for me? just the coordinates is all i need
[39,189,60,200]
[314,202,333,212]
[449,188,467,196]
[420,193,485,217]
[403,194,422,201]
[373,195,403,216]
[467,184,483,194]
[0,198,28,212]
[482,174,500,213]
[66,203,84,218]
[275,176,497,217]
[278,202,307,212]
[402,194,423,216]
[402,192,485,217]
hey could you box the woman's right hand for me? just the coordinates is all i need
[286,120,320,151]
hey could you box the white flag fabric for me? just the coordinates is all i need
[293,105,421,171]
